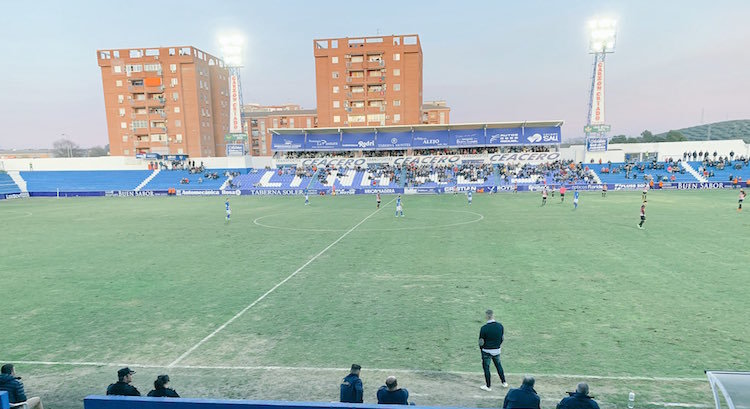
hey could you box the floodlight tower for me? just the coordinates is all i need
[585,19,616,152]
[220,35,247,155]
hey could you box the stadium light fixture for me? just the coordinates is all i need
[588,18,617,53]
[219,34,245,67]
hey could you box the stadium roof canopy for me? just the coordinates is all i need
[706,371,750,409]
[270,120,564,135]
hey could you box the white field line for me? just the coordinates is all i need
[6,360,705,382]
[167,198,397,367]
[647,403,712,408]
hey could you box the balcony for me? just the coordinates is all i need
[130,97,166,107]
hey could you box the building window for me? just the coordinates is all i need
[174,106,180,113]
[351,86,364,93]
[171,78,178,87]
[367,114,385,122]
[332,71,339,79]
[113,65,122,73]
[393,99,401,106]
[121,122,127,129]
[439,112,445,124]
[176,134,183,142]
[115,80,122,87]
[273,119,279,128]
[333,115,341,123]
[122,135,128,142]
[333,100,340,108]
[118,108,126,116]
[144,63,161,72]
[123,149,129,155]
[118,95,124,103]
[394,113,401,123]
[394,83,401,91]
[393,53,400,61]
[170,64,177,73]
[175,119,181,127]
[177,148,184,154]
[290,118,295,127]
[393,68,400,76]
[348,115,365,123]
[333,86,339,94]
[307,118,312,128]
[351,55,364,63]
[332,56,338,64]
[172,92,179,101]
[351,101,365,108]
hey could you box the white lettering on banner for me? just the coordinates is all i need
[276,153,563,167]
[590,61,605,125]
[229,75,243,134]
[488,152,560,163]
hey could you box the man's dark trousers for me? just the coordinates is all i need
[481,351,506,387]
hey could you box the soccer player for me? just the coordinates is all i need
[573,190,579,210]
[638,201,647,229]
[559,185,567,203]
[376,192,381,208]
[304,189,309,206]
[642,183,649,201]
[541,186,548,206]
[738,189,746,212]
[468,190,473,205]
[225,199,231,221]
[602,184,607,198]
[513,182,518,194]
[395,195,404,217]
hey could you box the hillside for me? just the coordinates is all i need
[656,119,750,142]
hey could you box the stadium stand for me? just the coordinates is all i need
[142,169,246,190]
[0,173,21,194]
[690,157,750,182]
[587,161,700,184]
[19,171,152,192]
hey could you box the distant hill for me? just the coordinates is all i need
[656,120,750,143]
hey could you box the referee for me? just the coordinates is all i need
[479,309,507,391]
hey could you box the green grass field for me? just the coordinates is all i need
[1,191,748,409]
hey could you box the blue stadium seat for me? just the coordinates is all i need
[0,173,21,194]
[20,171,152,192]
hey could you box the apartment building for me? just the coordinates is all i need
[243,104,317,156]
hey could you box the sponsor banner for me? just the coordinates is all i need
[591,60,605,125]
[486,128,523,146]
[449,129,485,147]
[305,133,342,151]
[277,153,562,167]
[412,130,450,148]
[341,133,377,150]
[488,152,561,163]
[226,144,245,156]
[523,127,562,144]
[229,74,243,133]
[376,132,412,150]
[587,137,608,152]
[271,133,305,151]
[3,192,28,199]
[29,191,106,197]
[393,155,463,166]
[106,190,169,197]
[673,182,735,190]
[178,189,222,196]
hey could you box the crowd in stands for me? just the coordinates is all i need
[498,160,597,185]
[693,154,749,181]
[279,146,554,159]
[597,159,688,182]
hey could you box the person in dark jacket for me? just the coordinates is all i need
[340,364,364,403]
[479,309,507,391]
[556,383,600,409]
[0,364,44,409]
[503,376,540,409]
[147,375,180,398]
[106,367,141,396]
[376,376,409,405]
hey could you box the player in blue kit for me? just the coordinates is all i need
[573,190,579,210]
[467,191,473,205]
[225,199,231,221]
[304,189,309,206]
[395,195,404,217]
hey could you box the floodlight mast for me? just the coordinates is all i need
[585,19,617,154]
[220,35,248,155]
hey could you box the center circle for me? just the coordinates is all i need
[253,209,484,232]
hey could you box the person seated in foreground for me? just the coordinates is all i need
[503,376,540,409]
[0,364,44,409]
[147,374,180,398]
[556,382,600,409]
[377,376,410,405]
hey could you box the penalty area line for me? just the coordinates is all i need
[166,197,397,367]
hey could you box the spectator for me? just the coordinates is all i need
[147,375,180,398]
[503,376,540,409]
[479,309,507,391]
[340,364,364,403]
[106,367,141,396]
[556,382,600,409]
[377,376,410,405]
[0,364,44,409]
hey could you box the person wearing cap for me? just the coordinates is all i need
[340,364,363,403]
[376,376,409,405]
[147,375,180,398]
[106,368,141,396]
[0,364,45,409]
[556,382,600,409]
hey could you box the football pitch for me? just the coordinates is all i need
[1,191,748,409]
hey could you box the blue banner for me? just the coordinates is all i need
[341,132,376,150]
[523,126,562,144]
[412,130,450,148]
[485,128,523,145]
[271,133,305,151]
[449,129,485,147]
[587,138,608,152]
[305,133,341,150]
[376,132,412,150]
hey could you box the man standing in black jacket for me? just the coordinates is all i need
[0,364,44,409]
[479,309,507,391]
[503,376,540,409]
[106,368,141,396]
[340,364,364,403]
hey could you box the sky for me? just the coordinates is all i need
[0,0,748,149]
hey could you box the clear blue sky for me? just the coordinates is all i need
[0,0,748,149]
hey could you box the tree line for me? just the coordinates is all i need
[609,130,687,144]
[52,139,109,158]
